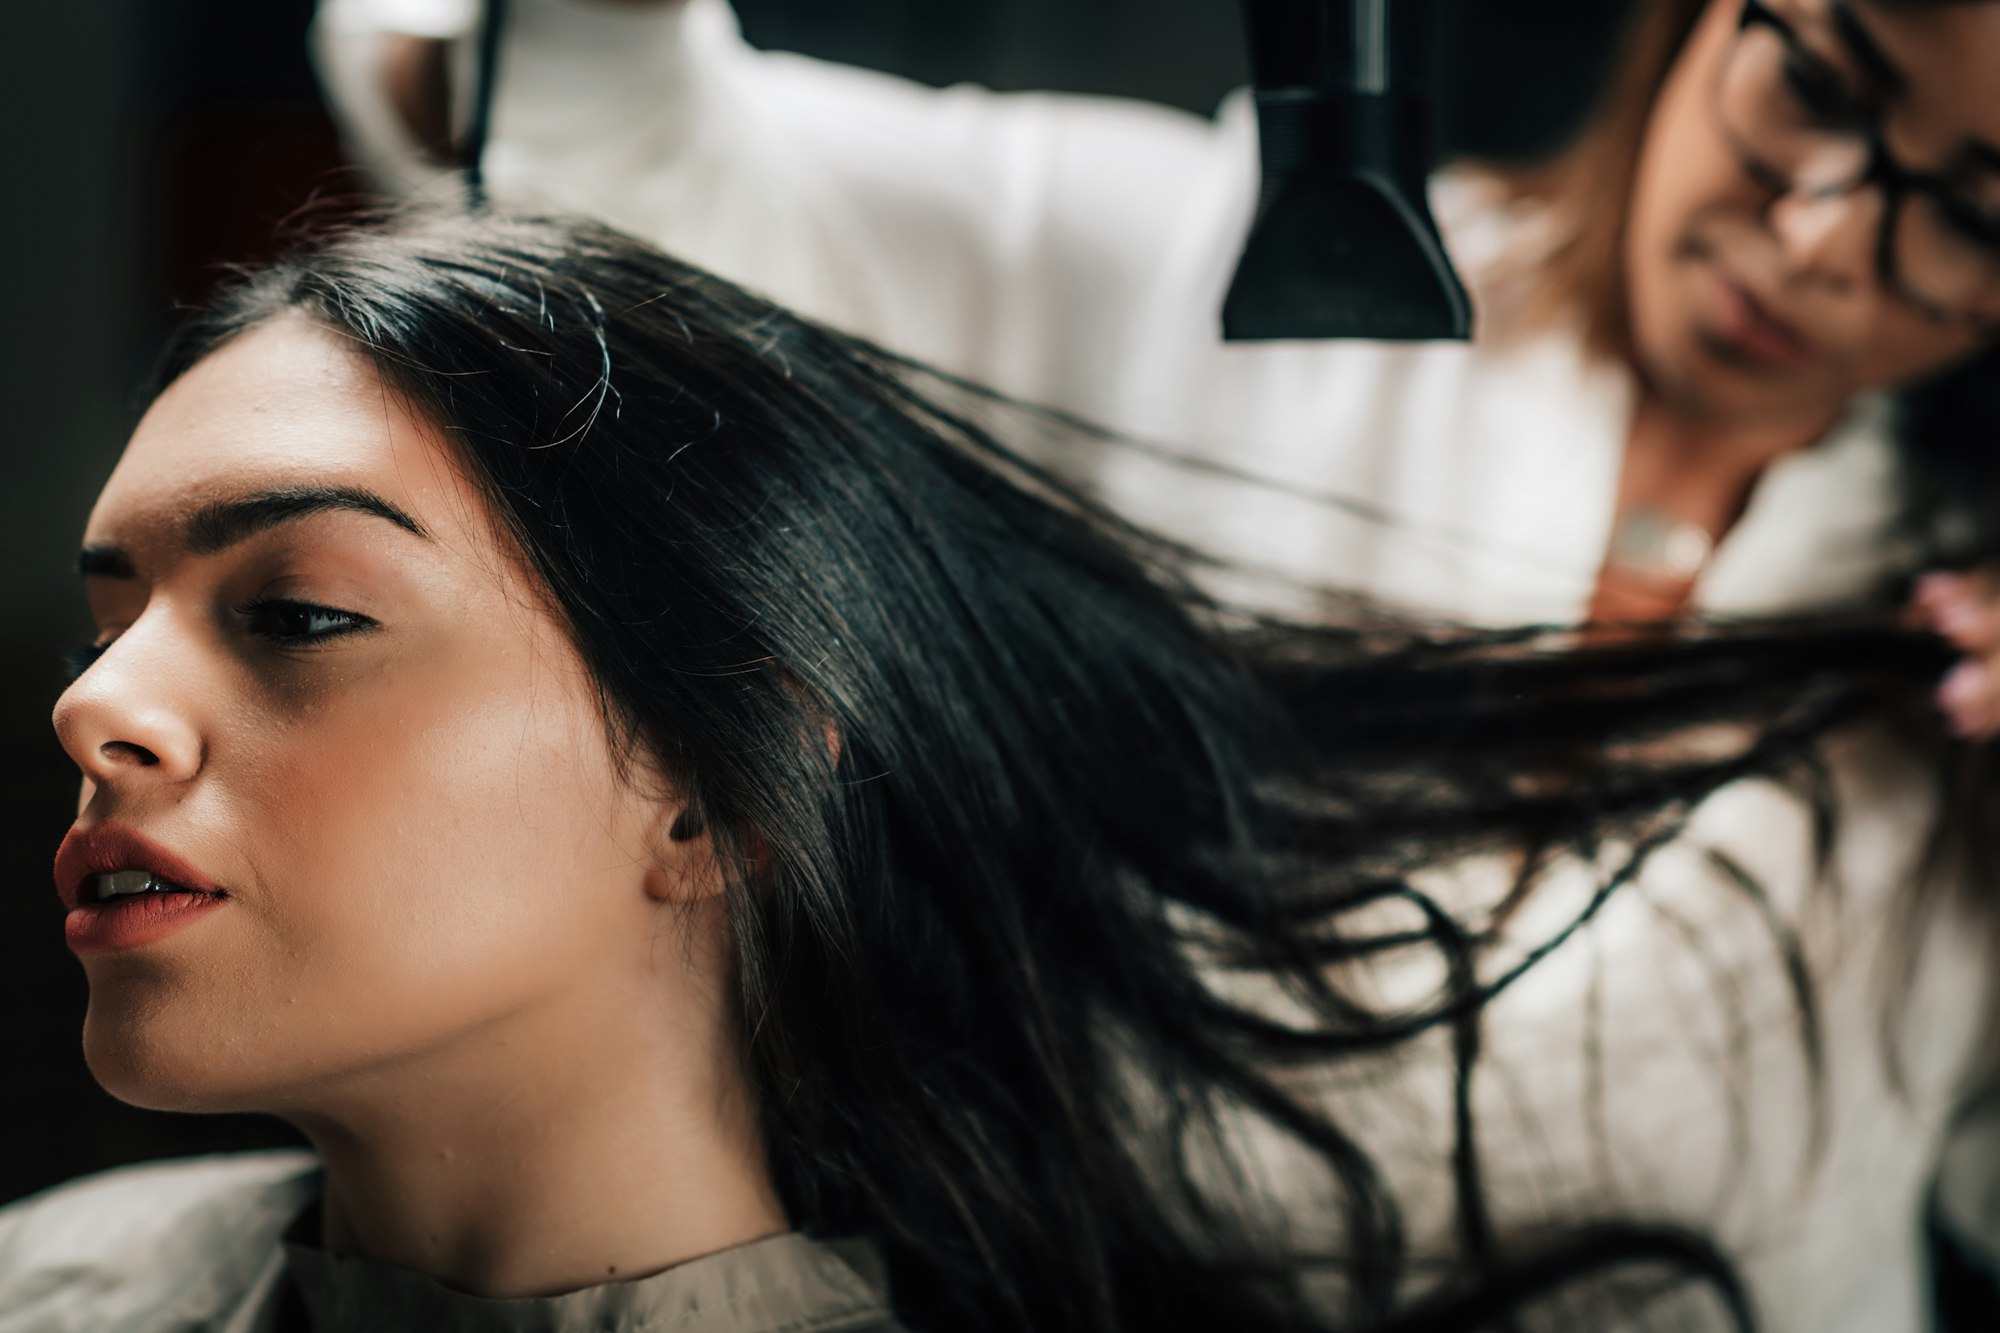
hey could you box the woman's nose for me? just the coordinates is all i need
[52,633,204,792]
[1768,184,1887,296]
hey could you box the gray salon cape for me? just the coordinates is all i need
[0,1151,907,1332]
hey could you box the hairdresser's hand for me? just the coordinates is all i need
[1913,570,2000,740]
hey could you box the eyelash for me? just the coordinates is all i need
[61,598,377,683]
[60,645,105,684]
[237,597,377,647]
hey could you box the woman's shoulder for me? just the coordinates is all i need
[0,1150,319,1328]
[0,1148,320,1249]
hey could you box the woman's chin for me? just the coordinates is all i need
[1636,323,1839,427]
[81,1006,267,1115]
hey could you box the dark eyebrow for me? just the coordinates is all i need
[184,485,429,555]
[77,485,430,579]
[1830,2,1907,98]
[77,546,136,579]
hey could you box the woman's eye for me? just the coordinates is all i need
[58,600,375,682]
[1781,53,1864,128]
[61,643,107,683]
[238,598,377,646]
[1937,195,2000,256]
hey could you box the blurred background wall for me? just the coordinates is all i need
[0,0,1637,1205]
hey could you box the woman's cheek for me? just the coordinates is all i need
[1853,316,1986,395]
[240,640,625,1041]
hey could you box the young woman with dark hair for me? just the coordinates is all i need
[0,210,1986,1332]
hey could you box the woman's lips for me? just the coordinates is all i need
[53,823,225,911]
[64,890,228,956]
[1705,268,1820,372]
[53,823,231,954]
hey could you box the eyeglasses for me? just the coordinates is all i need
[1715,0,2000,329]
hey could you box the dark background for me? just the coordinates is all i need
[0,0,1636,1204]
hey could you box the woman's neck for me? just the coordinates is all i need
[1589,389,1846,624]
[283,967,788,1299]
[1627,387,1842,488]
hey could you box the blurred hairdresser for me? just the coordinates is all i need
[318,0,2000,638]
[312,1,2000,1328]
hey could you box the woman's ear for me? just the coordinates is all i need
[644,801,776,903]
[643,801,728,904]
[669,806,706,843]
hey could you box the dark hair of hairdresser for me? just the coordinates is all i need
[159,209,1966,1333]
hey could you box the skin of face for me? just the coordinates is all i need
[1625,0,2000,426]
[53,318,785,1293]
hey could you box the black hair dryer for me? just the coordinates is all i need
[1222,0,1473,342]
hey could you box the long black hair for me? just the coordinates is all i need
[158,209,1977,1332]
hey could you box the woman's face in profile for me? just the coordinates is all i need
[1625,0,2000,423]
[53,319,686,1118]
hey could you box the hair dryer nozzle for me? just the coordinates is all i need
[1222,165,1472,342]
[1224,0,1473,342]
